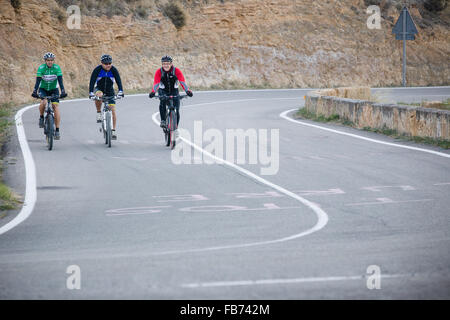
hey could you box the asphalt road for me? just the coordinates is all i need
[0,87,449,299]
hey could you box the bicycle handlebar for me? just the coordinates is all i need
[37,94,62,100]
[151,93,188,101]
[90,95,123,101]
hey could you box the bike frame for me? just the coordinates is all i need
[154,93,188,149]
[39,94,59,150]
[91,95,121,147]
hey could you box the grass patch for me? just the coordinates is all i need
[363,125,399,137]
[397,101,421,107]
[362,126,450,149]
[295,107,449,149]
[397,99,450,111]
[363,126,399,137]
[0,102,14,141]
[0,102,21,212]
[295,108,343,123]
[0,182,20,212]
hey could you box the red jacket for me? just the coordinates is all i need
[151,67,189,93]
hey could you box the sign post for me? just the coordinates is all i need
[392,7,418,87]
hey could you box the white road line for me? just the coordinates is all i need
[433,182,450,186]
[131,86,450,96]
[5,89,447,237]
[373,86,450,90]
[0,104,38,235]
[280,109,450,158]
[176,97,301,109]
[152,109,329,252]
[181,274,409,288]
[0,95,306,236]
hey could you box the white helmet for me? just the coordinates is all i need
[43,52,55,60]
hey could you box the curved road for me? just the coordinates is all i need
[1,88,449,299]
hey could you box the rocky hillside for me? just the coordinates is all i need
[0,0,449,105]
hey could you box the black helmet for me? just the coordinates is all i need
[101,54,112,63]
[161,55,172,63]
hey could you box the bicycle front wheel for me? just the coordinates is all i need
[165,113,171,147]
[46,115,54,151]
[105,111,112,148]
[170,110,177,150]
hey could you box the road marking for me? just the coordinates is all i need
[362,185,416,192]
[227,191,284,198]
[309,155,327,160]
[280,109,450,159]
[181,273,409,288]
[345,198,433,206]
[152,194,209,202]
[0,104,38,235]
[111,156,148,161]
[178,203,302,213]
[294,189,345,196]
[105,206,171,216]
[433,182,450,186]
[152,110,329,252]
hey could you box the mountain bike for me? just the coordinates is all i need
[37,93,62,150]
[90,95,122,148]
[151,93,188,150]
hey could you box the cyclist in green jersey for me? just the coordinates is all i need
[31,52,67,140]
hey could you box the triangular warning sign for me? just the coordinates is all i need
[392,7,418,38]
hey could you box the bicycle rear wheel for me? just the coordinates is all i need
[46,115,54,151]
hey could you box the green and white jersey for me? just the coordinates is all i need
[36,63,63,90]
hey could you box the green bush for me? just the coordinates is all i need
[51,6,66,23]
[10,0,21,10]
[134,5,149,19]
[424,0,448,11]
[163,3,186,30]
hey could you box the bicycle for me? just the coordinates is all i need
[36,93,62,150]
[90,95,122,148]
[151,93,188,150]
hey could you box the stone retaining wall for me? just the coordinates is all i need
[305,89,450,140]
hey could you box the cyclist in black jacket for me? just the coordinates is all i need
[89,54,124,140]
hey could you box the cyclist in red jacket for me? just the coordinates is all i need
[149,55,193,128]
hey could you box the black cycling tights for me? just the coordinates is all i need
[159,100,180,125]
